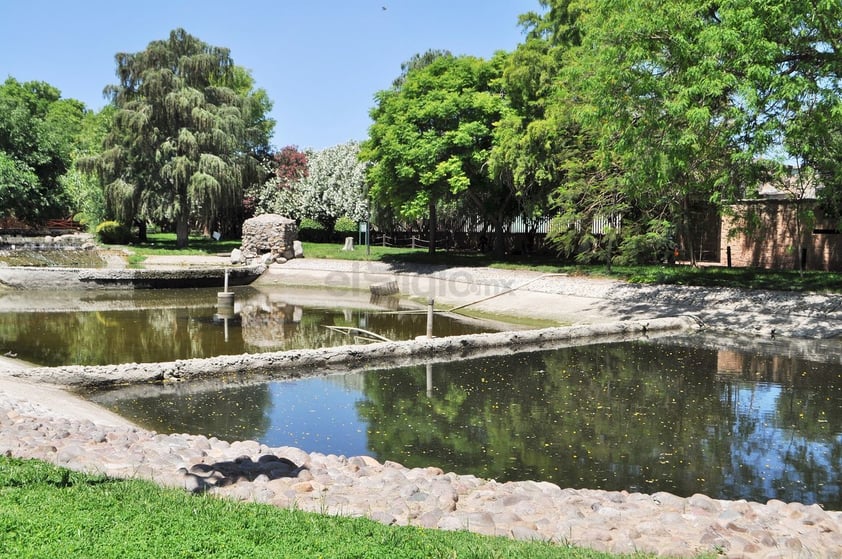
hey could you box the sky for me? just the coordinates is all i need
[1,0,541,151]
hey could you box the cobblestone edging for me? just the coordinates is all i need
[2,396,841,559]
[3,260,842,557]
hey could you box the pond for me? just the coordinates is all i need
[87,333,842,509]
[0,286,494,366]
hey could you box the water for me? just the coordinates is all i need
[0,286,491,366]
[88,335,842,508]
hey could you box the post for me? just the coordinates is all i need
[426,298,434,339]
[726,246,732,268]
[426,362,433,397]
[218,268,235,306]
[366,220,370,257]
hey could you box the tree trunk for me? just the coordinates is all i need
[134,220,148,243]
[428,200,437,255]
[176,214,190,249]
[492,214,505,259]
[682,194,697,267]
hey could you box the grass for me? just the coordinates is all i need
[0,455,668,559]
[5,231,842,292]
[300,240,842,293]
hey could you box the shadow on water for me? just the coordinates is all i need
[87,332,842,509]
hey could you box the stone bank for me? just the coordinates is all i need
[2,395,841,559]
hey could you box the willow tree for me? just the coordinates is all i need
[98,28,272,247]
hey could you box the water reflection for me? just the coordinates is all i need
[88,336,842,508]
[0,287,490,366]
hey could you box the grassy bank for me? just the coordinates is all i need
[299,241,842,293]
[6,231,838,293]
[107,233,842,293]
[0,456,666,559]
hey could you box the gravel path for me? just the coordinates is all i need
[4,258,842,558]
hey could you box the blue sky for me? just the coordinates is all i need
[1,0,540,151]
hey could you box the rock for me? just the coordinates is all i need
[241,214,297,261]
[230,248,244,264]
[293,240,304,258]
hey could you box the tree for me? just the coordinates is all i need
[63,106,114,230]
[557,0,749,266]
[0,77,83,224]
[256,141,369,228]
[97,28,273,247]
[251,145,308,217]
[363,53,511,254]
[491,1,586,256]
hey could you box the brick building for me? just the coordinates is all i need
[720,200,842,271]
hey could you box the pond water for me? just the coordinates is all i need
[88,334,842,509]
[0,286,492,366]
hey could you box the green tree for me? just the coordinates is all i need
[558,0,748,265]
[362,53,511,254]
[64,106,114,230]
[97,28,273,247]
[736,0,842,269]
[491,1,591,258]
[0,77,83,224]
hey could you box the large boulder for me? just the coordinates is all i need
[241,214,298,262]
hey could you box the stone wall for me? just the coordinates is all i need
[0,232,95,250]
[241,214,298,262]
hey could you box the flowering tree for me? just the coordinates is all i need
[257,140,368,228]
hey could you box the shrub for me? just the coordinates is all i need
[298,218,329,242]
[333,216,358,239]
[615,219,675,265]
[95,220,131,244]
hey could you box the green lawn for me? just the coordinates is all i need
[0,456,670,559]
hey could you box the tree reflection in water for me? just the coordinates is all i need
[91,336,842,508]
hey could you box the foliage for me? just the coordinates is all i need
[614,220,676,266]
[333,215,357,236]
[256,141,368,229]
[272,145,309,186]
[64,106,114,230]
[0,77,84,223]
[94,28,273,248]
[515,0,842,266]
[491,1,583,254]
[0,455,622,559]
[362,52,513,255]
[297,218,329,242]
[95,220,131,244]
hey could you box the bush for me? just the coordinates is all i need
[298,218,330,242]
[95,220,131,244]
[333,216,358,240]
[614,219,675,265]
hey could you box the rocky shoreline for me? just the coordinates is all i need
[2,386,841,558]
[3,260,842,558]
